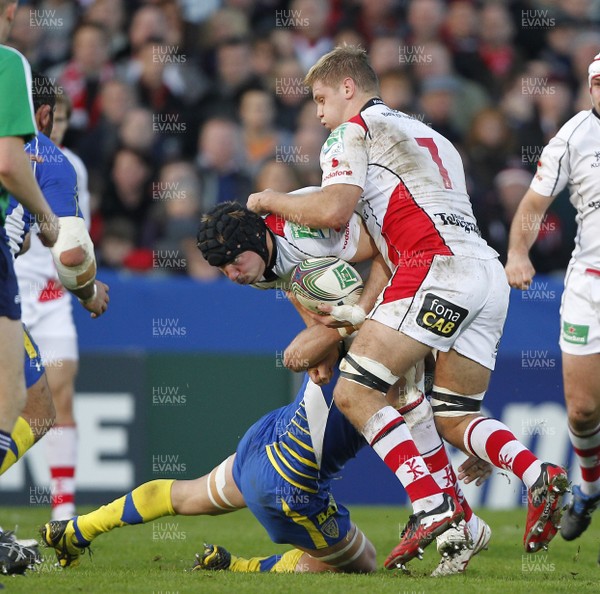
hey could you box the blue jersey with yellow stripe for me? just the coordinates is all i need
[232,371,366,550]
[261,371,365,493]
[4,132,81,256]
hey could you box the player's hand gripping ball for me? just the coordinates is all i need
[290,257,364,314]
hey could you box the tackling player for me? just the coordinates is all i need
[247,45,568,566]
[506,53,600,544]
[195,201,492,575]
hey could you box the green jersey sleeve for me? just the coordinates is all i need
[0,45,36,140]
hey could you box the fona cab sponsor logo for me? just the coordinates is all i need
[416,293,468,337]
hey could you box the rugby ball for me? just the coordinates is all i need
[290,257,363,314]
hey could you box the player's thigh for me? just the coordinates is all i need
[0,317,27,410]
[348,319,432,376]
[562,352,600,428]
[172,454,245,515]
[294,523,376,573]
[434,348,491,394]
[432,349,490,449]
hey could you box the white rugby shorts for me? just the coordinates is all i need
[560,264,600,355]
[369,255,509,370]
[20,286,78,363]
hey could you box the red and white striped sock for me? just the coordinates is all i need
[363,406,444,512]
[464,417,542,489]
[45,425,77,520]
[568,423,600,496]
[399,395,472,521]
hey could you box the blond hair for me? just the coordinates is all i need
[304,45,379,93]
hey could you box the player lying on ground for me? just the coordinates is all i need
[41,352,490,574]
[195,201,492,576]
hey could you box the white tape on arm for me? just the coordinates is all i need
[330,304,366,326]
[50,216,96,290]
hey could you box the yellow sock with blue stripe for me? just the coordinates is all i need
[0,417,35,475]
[75,479,176,543]
[229,549,304,572]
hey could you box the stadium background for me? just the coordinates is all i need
[1,0,599,510]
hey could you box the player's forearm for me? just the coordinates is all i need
[284,324,341,371]
[357,253,391,314]
[507,189,553,257]
[270,190,343,227]
[254,189,356,229]
[50,218,97,294]
[0,147,53,220]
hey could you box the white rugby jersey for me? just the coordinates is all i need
[15,145,91,306]
[320,99,497,273]
[530,109,600,269]
[253,212,361,290]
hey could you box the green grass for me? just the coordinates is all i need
[0,506,598,593]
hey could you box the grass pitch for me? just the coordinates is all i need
[0,506,598,593]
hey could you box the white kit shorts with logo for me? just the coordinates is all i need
[20,284,78,364]
[560,264,600,355]
[369,255,509,370]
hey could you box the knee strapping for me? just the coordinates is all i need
[430,386,485,417]
[339,354,400,394]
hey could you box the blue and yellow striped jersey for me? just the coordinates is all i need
[264,372,365,493]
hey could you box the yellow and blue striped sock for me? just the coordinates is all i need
[0,417,35,475]
[75,479,176,543]
[229,549,304,572]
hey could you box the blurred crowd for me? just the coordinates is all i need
[10,0,600,278]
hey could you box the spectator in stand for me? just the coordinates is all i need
[272,57,311,133]
[411,41,489,135]
[250,37,277,86]
[126,4,168,58]
[442,0,487,84]
[196,117,252,209]
[150,161,219,280]
[117,106,160,164]
[370,36,406,77]
[238,86,293,174]
[417,75,461,144]
[7,5,43,69]
[53,23,115,136]
[254,158,302,194]
[485,168,573,274]
[533,76,574,143]
[13,0,78,70]
[404,0,446,46]
[201,6,250,50]
[77,79,138,181]
[291,108,328,187]
[336,0,401,46]
[379,69,415,113]
[102,148,154,246]
[199,37,260,120]
[97,218,137,270]
[477,2,523,95]
[464,107,516,201]
[85,0,128,61]
[290,0,333,73]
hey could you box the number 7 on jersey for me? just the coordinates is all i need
[415,137,453,190]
